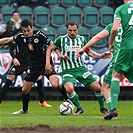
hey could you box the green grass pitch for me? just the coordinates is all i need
[0,101,133,128]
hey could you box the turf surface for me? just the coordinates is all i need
[0,101,133,128]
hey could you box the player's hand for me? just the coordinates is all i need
[101,52,112,59]
[76,48,84,58]
[45,64,52,74]
[59,54,70,60]
[109,44,115,53]
[13,58,20,66]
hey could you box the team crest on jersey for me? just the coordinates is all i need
[0,53,12,75]
[34,38,39,43]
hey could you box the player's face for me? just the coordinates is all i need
[22,26,33,37]
[12,12,21,22]
[67,25,78,39]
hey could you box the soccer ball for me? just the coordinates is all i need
[59,101,73,115]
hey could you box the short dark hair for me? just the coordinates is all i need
[12,10,19,15]
[66,21,78,29]
[21,18,33,28]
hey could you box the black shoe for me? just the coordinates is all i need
[100,108,108,115]
[103,109,118,120]
[74,108,84,115]
[113,112,118,119]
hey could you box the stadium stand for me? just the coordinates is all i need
[89,26,107,48]
[57,26,67,36]
[77,0,93,7]
[99,6,114,27]
[66,6,83,26]
[33,26,38,30]
[48,0,60,6]
[78,26,89,41]
[61,0,76,7]
[34,6,50,27]
[1,5,15,23]
[0,0,10,6]
[17,5,33,21]
[31,0,39,2]
[94,0,108,7]
[50,6,66,27]
[83,6,99,27]
[40,26,56,41]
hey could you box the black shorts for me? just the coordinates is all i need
[8,63,28,75]
[24,61,56,82]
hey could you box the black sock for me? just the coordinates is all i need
[58,85,68,100]
[36,80,44,103]
[22,93,30,112]
[0,79,12,101]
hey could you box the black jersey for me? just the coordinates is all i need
[9,42,30,64]
[13,30,51,64]
[13,30,53,82]
[8,42,30,75]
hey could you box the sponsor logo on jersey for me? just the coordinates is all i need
[65,45,80,51]
[28,43,34,51]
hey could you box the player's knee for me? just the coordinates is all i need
[90,82,101,93]
[64,83,74,94]
[67,90,74,94]
[22,88,30,94]
[65,87,74,94]
[22,90,29,94]
[52,83,60,89]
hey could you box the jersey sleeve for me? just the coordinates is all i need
[114,6,122,20]
[53,36,61,48]
[40,31,51,46]
[9,42,16,58]
[13,33,21,43]
[104,23,113,35]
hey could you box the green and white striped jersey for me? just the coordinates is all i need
[53,34,87,71]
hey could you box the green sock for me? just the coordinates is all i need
[95,92,105,109]
[106,97,111,110]
[68,91,82,109]
[110,78,120,110]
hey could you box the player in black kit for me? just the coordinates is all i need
[0,42,52,107]
[0,19,69,114]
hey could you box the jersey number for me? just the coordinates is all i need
[115,25,123,42]
[128,8,133,25]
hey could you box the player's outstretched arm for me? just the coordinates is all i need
[0,36,14,46]
[76,30,108,58]
[87,49,111,59]
[109,20,120,52]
